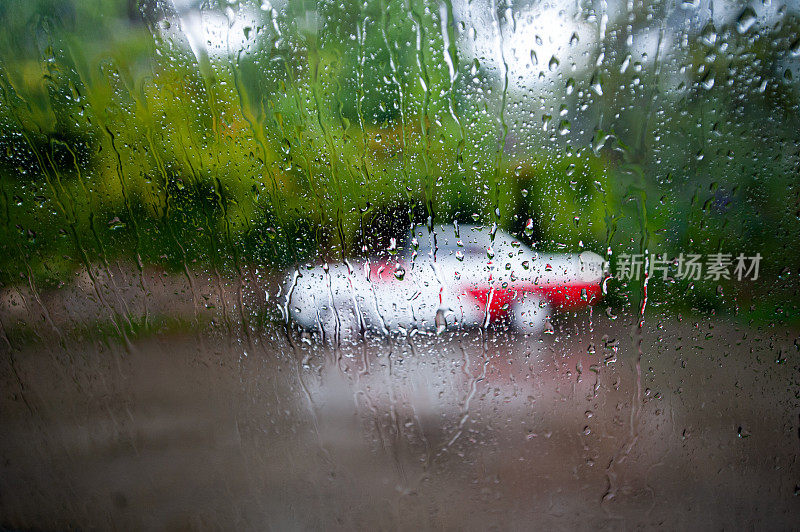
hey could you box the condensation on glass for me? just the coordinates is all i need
[0,0,798,528]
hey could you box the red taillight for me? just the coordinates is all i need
[466,283,601,322]
[465,288,516,321]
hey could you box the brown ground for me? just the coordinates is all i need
[1,307,799,530]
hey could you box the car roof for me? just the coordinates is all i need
[408,224,517,253]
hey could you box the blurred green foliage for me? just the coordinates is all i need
[0,0,798,321]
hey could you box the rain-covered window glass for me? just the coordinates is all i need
[1,0,799,528]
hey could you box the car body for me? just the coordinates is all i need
[282,224,607,339]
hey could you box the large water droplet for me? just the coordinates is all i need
[736,7,757,34]
[790,37,800,57]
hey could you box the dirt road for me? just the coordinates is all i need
[1,314,798,529]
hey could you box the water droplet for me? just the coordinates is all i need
[524,218,534,237]
[736,7,757,34]
[700,23,717,46]
[620,54,630,74]
[108,217,126,230]
[790,38,800,57]
[701,71,715,90]
[590,73,603,95]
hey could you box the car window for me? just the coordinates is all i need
[409,224,515,255]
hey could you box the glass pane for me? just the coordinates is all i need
[1,0,798,528]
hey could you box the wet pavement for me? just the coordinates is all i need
[1,314,799,529]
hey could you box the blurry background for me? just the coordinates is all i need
[1,0,798,326]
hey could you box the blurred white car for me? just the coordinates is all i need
[282,225,607,339]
